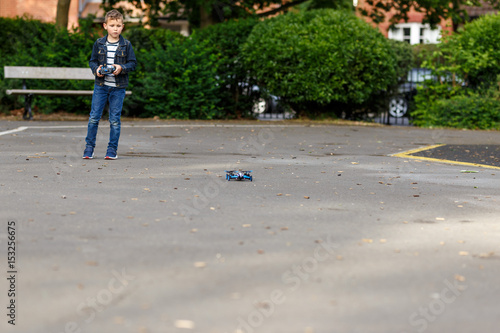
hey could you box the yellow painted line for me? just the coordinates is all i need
[391,144,500,170]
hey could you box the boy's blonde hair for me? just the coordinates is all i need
[105,9,124,23]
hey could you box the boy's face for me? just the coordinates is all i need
[103,19,124,41]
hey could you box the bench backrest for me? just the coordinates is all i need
[4,66,94,80]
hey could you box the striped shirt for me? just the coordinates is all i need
[104,40,118,87]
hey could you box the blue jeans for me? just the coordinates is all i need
[85,85,126,151]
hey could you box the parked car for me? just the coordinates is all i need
[250,86,281,115]
[389,68,433,118]
[244,84,293,119]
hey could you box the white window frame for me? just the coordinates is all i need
[388,23,441,45]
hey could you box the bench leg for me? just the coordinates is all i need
[23,94,33,120]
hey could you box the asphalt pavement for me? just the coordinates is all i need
[1,120,499,333]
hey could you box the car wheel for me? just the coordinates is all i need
[389,96,408,118]
[252,98,268,114]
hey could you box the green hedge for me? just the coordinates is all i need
[128,33,223,119]
[241,9,398,118]
[191,18,260,118]
[440,13,500,90]
[0,16,99,114]
[0,17,259,119]
[412,90,500,130]
[411,14,500,129]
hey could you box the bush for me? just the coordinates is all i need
[389,40,415,84]
[241,9,397,118]
[130,31,223,119]
[412,90,500,130]
[440,13,500,90]
[410,14,500,129]
[0,16,99,114]
[191,18,260,118]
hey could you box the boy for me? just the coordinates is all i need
[83,9,137,160]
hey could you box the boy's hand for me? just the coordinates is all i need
[96,65,104,77]
[113,65,123,75]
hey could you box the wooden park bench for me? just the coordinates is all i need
[4,66,132,120]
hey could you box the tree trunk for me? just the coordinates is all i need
[199,4,215,29]
[56,0,71,29]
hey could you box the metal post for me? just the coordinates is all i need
[22,79,33,120]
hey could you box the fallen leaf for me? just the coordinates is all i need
[174,320,195,329]
[362,239,373,243]
[194,262,206,268]
[459,251,469,256]
[454,274,466,282]
[478,252,495,258]
[242,224,251,228]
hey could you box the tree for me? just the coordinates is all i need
[241,9,398,117]
[358,0,500,32]
[101,0,500,31]
[56,0,71,29]
[101,0,312,27]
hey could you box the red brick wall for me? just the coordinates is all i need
[0,0,18,17]
[0,0,79,28]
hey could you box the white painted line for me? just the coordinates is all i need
[0,126,29,136]
[0,123,310,137]
[16,124,309,130]
[28,125,86,129]
[121,124,305,128]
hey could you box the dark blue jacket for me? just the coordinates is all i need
[89,35,137,88]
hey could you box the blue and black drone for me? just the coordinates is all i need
[225,170,253,181]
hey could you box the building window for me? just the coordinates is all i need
[388,23,441,45]
[419,27,425,44]
[403,28,411,43]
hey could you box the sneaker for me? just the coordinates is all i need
[105,148,118,160]
[83,147,94,159]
